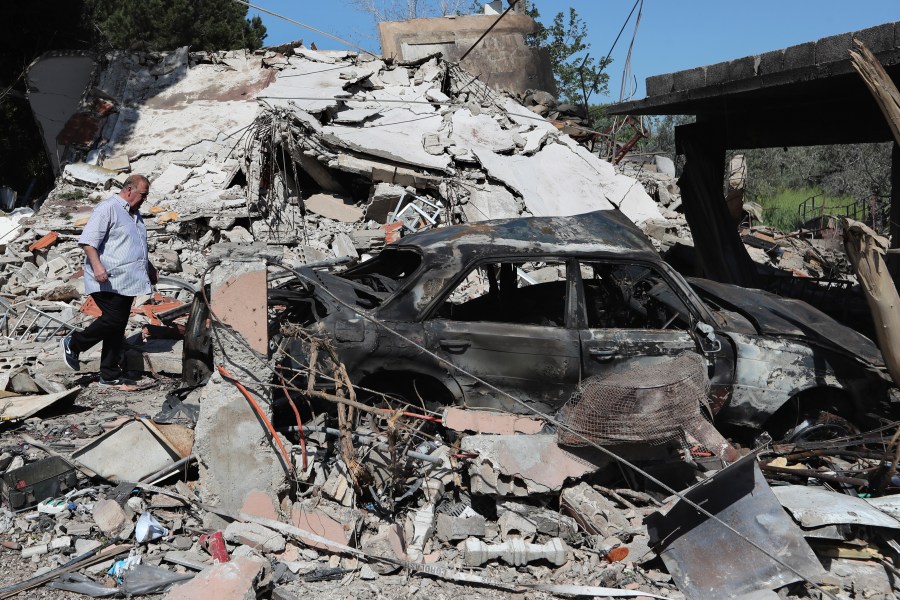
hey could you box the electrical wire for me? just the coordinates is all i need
[233,0,377,57]
[265,258,838,600]
[458,0,521,63]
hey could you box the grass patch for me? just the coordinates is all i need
[757,187,855,232]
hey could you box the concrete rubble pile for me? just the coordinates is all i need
[0,45,898,600]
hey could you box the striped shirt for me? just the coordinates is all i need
[79,194,151,296]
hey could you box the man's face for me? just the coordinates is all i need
[122,181,150,210]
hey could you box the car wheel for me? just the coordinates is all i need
[783,410,859,443]
[763,388,857,443]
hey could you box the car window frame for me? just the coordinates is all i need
[421,255,579,328]
[571,257,714,331]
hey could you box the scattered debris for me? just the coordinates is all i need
[0,28,898,600]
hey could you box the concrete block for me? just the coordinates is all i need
[64,521,93,536]
[224,521,286,553]
[461,184,520,222]
[360,524,406,574]
[436,513,486,542]
[102,154,130,172]
[499,501,579,541]
[365,183,407,223]
[756,49,784,76]
[498,511,536,540]
[220,226,254,244]
[92,499,127,537]
[645,73,674,97]
[655,155,676,178]
[815,32,853,64]
[195,375,287,529]
[330,233,358,259]
[196,263,286,529]
[783,42,816,70]
[75,539,102,555]
[706,57,756,86]
[9,371,40,394]
[164,556,265,600]
[559,482,630,537]
[850,22,895,54]
[671,66,706,92]
[152,164,192,198]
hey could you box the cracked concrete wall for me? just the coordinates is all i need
[195,260,287,528]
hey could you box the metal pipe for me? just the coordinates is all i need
[760,464,869,487]
[140,455,196,485]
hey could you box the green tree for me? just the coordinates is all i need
[87,0,267,51]
[523,3,609,105]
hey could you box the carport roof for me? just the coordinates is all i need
[606,21,900,148]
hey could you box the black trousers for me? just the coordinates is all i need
[70,292,134,380]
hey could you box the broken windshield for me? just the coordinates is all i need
[338,248,423,306]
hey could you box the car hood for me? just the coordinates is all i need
[688,278,885,367]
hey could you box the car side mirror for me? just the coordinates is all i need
[694,322,722,353]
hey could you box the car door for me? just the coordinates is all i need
[576,261,711,384]
[423,260,581,413]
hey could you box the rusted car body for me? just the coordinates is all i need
[270,210,891,435]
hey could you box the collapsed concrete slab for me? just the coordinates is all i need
[462,434,607,496]
[473,142,661,224]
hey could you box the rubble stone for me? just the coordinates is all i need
[360,524,405,574]
[92,500,128,537]
[164,555,265,600]
[436,513,486,542]
[462,434,606,495]
[224,521,286,553]
[560,483,631,537]
[365,183,407,223]
[304,194,364,223]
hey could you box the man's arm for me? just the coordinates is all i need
[83,245,109,283]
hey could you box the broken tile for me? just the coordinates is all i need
[223,521,286,553]
[92,499,127,537]
[443,407,543,435]
[290,506,348,551]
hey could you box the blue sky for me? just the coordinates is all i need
[247,1,899,103]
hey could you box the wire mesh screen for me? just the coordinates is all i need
[557,352,713,448]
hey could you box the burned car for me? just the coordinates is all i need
[263,210,891,440]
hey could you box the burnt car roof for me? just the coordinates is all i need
[395,210,659,261]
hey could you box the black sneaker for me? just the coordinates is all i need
[61,335,80,372]
[98,377,138,387]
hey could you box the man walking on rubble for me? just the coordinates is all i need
[61,174,157,386]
